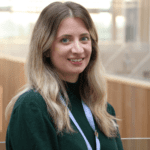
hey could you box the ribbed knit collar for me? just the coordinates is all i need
[65,80,79,92]
[64,80,80,98]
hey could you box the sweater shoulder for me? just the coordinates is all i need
[13,89,47,111]
[107,102,116,116]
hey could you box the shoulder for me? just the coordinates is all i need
[13,89,47,112]
[106,102,116,116]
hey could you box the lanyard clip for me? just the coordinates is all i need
[95,130,99,138]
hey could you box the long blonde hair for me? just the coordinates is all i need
[5,1,118,137]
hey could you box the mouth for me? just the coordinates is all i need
[68,58,84,62]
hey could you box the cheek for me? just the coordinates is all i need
[51,47,63,58]
[86,44,92,56]
[54,47,61,53]
[86,41,92,52]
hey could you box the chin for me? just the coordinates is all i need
[73,68,86,74]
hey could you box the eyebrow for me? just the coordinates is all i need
[57,33,90,39]
[80,33,90,36]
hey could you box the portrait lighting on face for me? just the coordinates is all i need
[50,17,92,83]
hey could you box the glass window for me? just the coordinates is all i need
[91,13,112,41]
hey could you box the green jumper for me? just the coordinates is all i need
[6,81,124,150]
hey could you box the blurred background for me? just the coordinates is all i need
[0,0,150,81]
[0,0,150,150]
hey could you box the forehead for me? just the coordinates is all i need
[56,17,89,37]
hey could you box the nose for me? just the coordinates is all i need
[71,40,84,53]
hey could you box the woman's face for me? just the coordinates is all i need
[50,17,92,83]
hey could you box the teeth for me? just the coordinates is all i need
[70,59,83,62]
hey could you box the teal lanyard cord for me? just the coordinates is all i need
[60,95,101,150]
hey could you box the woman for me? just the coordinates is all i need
[5,1,124,150]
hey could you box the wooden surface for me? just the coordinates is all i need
[0,86,2,132]
[122,138,150,150]
[105,74,150,138]
[0,54,26,141]
[0,142,6,150]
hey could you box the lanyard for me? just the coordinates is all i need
[60,95,101,150]
[82,101,100,150]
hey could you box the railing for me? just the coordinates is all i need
[0,54,26,141]
[0,54,150,149]
[0,141,5,150]
[122,138,150,150]
[0,86,2,133]
[105,74,150,138]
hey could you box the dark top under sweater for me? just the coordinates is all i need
[6,81,124,150]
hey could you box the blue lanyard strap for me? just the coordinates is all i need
[60,95,101,150]
[68,109,93,150]
[82,101,101,150]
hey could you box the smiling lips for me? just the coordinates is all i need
[69,58,84,62]
[68,58,84,64]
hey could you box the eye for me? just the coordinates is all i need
[81,37,89,41]
[61,38,70,43]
